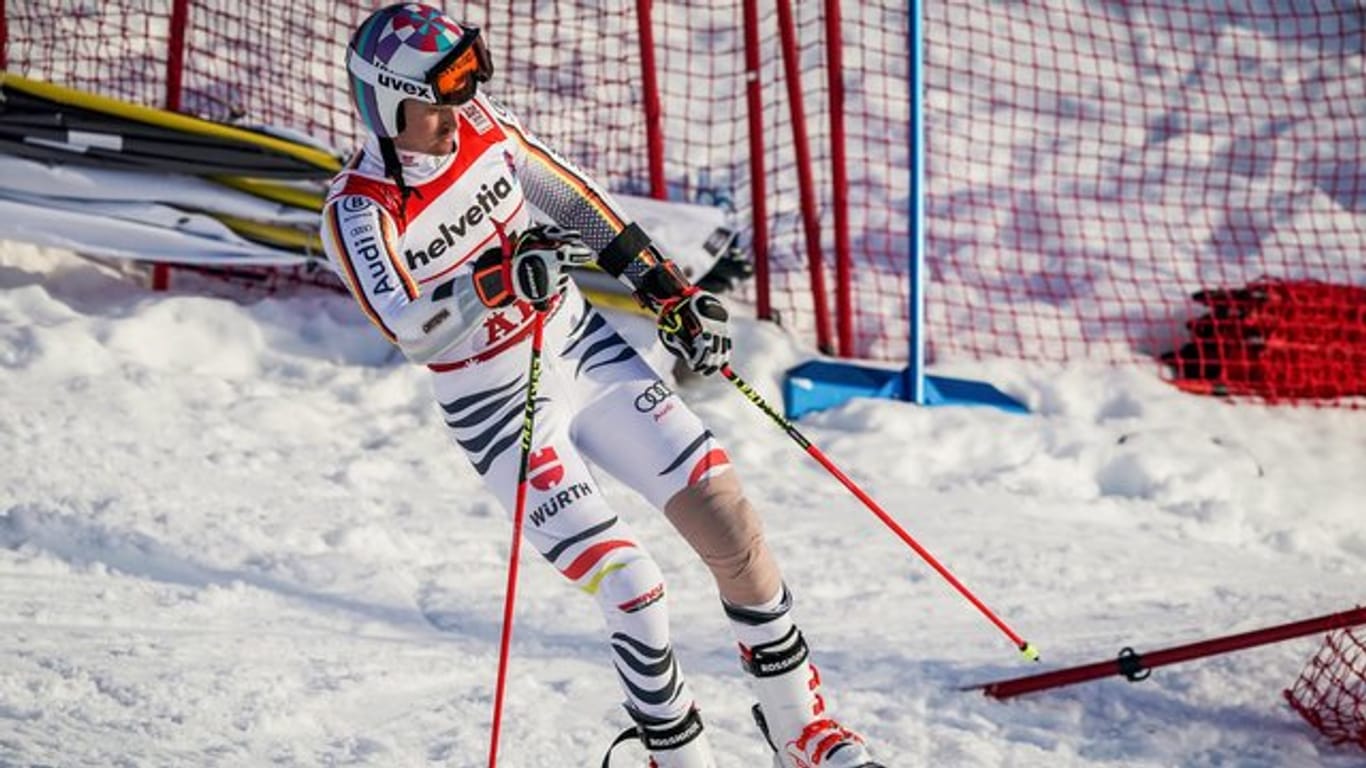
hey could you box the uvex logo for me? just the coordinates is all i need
[377,72,432,98]
[405,177,515,271]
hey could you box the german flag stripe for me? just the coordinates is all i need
[580,563,627,595]
[687,448,732,486]
[501,119,628,233]
[561,539,635,581]
[377,213,418,300]
[325,205,396,343]
[345,149,366,171]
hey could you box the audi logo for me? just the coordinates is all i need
[634,380,674,412]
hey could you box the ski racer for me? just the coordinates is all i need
[321,5,885,766]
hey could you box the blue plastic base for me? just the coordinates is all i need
[782,360,1029,420]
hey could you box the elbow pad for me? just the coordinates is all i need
[391,278,485,364]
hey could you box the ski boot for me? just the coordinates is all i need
[601,704,717,768]
[743,628,884,768]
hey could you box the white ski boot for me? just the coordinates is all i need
[601,704,717,768]
[743,627,884,768]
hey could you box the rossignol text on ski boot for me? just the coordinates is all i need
[601,704,717,768]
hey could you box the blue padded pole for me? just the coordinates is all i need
[906,0,927,404]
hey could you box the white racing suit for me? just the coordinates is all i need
[320,95,732,728]
[319,96,877,768]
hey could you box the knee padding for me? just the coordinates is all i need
[664,473,776,591]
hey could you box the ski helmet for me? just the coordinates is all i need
[346,3,494,138]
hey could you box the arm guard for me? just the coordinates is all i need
[388,278,487,364]
[598,222,696,313]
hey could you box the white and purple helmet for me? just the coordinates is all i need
[345,3,493,138]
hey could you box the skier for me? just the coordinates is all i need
[323,5,884,766]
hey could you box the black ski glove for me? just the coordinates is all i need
[472,223,593,310]
[657,288,732,376]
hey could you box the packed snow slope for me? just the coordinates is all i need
[1,242,1363,767]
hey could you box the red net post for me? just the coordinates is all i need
[1286,626,1366,750]
[823,0,852,357]
[742,0,772,321]
[775,0,834,355]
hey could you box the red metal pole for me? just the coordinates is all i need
[970,606,1366,700]
[153,0,193,292]
[635,0,667,200]
[742,0,772,321]
[775,0,834,355]
[824,0,852,357]
[1,0,9,70]
[165,0,190,112]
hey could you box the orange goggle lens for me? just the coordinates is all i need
[429,34,491,105]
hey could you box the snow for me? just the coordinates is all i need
[1,241,1362,767]
[2,1,1363,762]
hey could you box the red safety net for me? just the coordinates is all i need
[1162,278,1366,402]
[3,2,1363,402]
[928,3,1365,374]
[1286,626,1366,751]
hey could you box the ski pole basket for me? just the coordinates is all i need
[1285,624,1366,751]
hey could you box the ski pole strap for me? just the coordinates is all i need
[599,727,640,768]
[634,261,692,314]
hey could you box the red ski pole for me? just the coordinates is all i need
[487,310,547,767]
[720,364,1039,662]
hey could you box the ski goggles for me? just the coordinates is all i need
[426,24,493,105]
[348,23,493,109]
